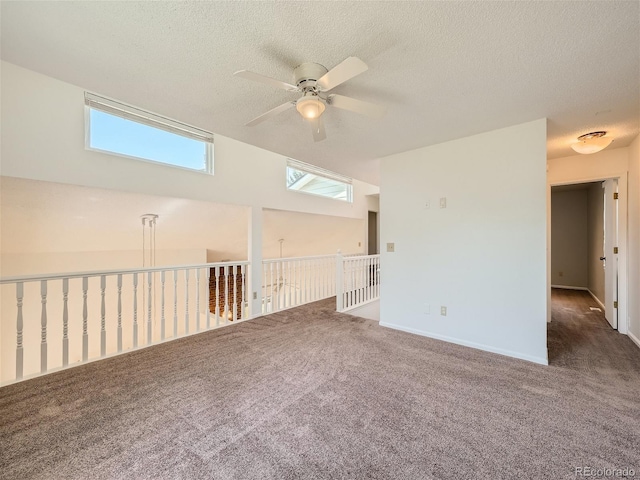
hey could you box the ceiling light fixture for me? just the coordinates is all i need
[571,131,613,155]
[296,94,325,120]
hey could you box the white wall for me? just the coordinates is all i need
[0,176,250,275]
[263,209,364,258]
[548,148,629,185]
[628,135,640,345]
[379,119,548,364]
[550,189,588,288]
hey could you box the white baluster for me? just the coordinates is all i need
[117,274,122,352]
[196,268,201,331]
[292,261,297,307]
[82,276,89,361]
[302,260,307,304]
[224,266,230,323]
[185,269,190,334]
[215,266,221,326]
[335,252,344,312]
[270,262,274,313]
[206,268,211,328]
[288,261,292,308]
[173,270,178,338]
[352,259,356,305]
[315,259,319,301]
[161,271,166,340]
[274,262,279,311]
[15,282,24,379]
[133,273,138,348]
[366,258,370,302]
[147,271,152,345]
[241,264,246,319]
[262,263,266,314]
[322,259,327,299]
[62,278,69,366]
[40,280,48,372]
[232,266,238,322]
[100,275,106,357]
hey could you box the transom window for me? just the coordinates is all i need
[85,92,213,174]
[286,159,353,203]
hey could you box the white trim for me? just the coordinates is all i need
[0,261,248,284]
[286,158,352,185]
[550,285,588,291]
[85,92,213,142]
[86,144,213,176]
[379,322,549,366]
[628,330,640,350]
[587,289,606,310]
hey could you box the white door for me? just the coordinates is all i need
[603,179,618,329]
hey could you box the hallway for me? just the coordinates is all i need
[548,288,640,375]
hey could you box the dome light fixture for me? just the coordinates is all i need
[296,93,325,120]
[571,131,613,155]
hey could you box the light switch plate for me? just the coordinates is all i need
[387,242,395,252]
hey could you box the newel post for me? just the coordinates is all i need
[336,250,344,312]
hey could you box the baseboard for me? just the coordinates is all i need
[551,285,588,291]
[628,331,640,350]
[379,322,549,366]
[587,290,606,310]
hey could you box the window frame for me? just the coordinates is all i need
[84,92,214,175]
[286,159,354,203]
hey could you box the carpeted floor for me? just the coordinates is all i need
[1,290,639,479]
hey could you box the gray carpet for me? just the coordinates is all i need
[1,291,639,479]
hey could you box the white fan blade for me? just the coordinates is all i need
[328,94,386,118]
[234,70,299,92]
[316,57,368,92]
[309,116,326,142]
[245,102,295,126]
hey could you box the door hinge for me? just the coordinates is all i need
[614,301,618,309]
[614,247,618,254]
[614,192,619,200]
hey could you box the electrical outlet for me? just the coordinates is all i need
[440,306,447,316]
[558,271,563,277]
[253,292,257,300]
[439,197,447,209]
[387,242,395,252]
[424,200,431,209]
[358,241,361,247]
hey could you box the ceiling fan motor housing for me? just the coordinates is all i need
[293,62,328,90]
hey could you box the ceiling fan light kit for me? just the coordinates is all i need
[234,56,385,141]
[296,93,325,120]
[571,131,613,154]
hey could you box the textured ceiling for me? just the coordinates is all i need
[1,1,639,185]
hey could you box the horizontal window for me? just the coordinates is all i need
[85,93,213,173]
[286,159,353,203]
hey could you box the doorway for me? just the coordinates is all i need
[550,179,620,330]
[368,211,378,255]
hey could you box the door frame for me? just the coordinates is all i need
[547,172,628,334]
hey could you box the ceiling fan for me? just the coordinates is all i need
[234,57,385,142]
